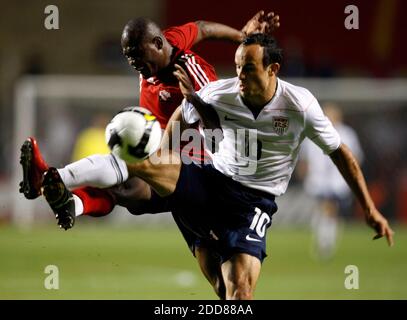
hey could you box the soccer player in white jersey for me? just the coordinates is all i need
[35,33,394,300]
[299,103,364,259]
[127,34,393,299]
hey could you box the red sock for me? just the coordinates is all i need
[73,187,115,217]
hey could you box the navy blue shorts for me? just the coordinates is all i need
[163,163,278,263]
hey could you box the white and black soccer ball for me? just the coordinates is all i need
[105,106,162,163]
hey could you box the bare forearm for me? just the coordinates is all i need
[195,21,245,44]
[194,11,281,45]
[188,93,221,130]
[330,144,375,213]
[330,144,394,246]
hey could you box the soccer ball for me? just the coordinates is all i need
[105,106,162,163]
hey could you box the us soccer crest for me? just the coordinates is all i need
[272,116,289,135]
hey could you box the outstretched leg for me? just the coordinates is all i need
[126,150,182,197]
[20,107,183,227]
[19,136,131,198]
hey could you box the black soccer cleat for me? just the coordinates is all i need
[42,167,75,230]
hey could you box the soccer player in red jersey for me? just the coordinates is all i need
[131,20,218,129]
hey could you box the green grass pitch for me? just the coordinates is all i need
[0,221,406,299]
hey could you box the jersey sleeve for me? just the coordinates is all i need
[163,22,199,51]
[181,99,200,124]
[304,97,341,154]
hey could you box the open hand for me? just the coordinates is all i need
[173,64,196,102]
[365,208,395,246]
[242,10,280,36]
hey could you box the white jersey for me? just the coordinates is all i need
[301,123,363,198]
[181,77,341,196]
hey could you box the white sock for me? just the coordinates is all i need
[57,154,129,189]
[73,194,84,217]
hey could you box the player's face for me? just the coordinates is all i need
[122,42,163,79]
[235,44,271,100]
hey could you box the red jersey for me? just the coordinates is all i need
[139,23,218,129]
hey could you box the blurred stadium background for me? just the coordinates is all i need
[1,0,406,299]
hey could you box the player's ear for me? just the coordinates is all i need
[153,36,163,50]
[268,63,280,76]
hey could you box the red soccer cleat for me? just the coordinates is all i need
[19,137,49,199]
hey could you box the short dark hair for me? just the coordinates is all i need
[242,33,283,66]
[122,17,157,48]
